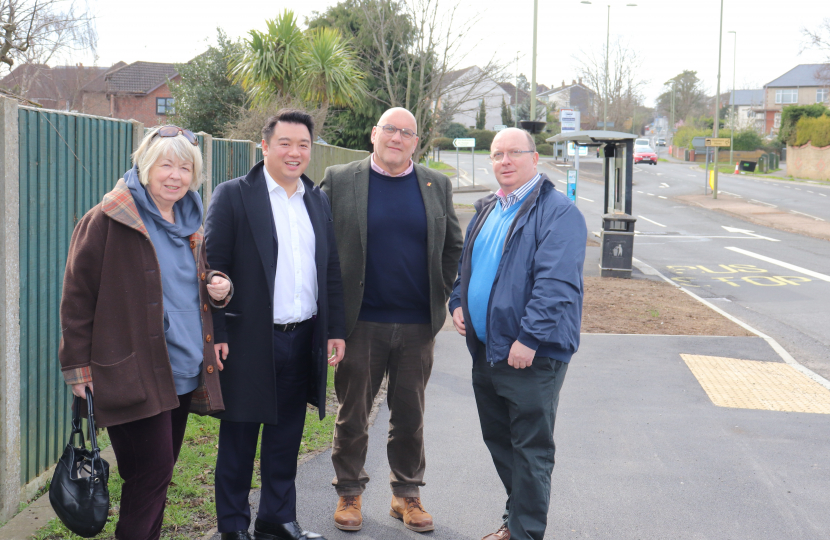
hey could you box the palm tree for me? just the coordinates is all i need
[230,10,365,110]
[229,10,305,106]
[297,27,366,109]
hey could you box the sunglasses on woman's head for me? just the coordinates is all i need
[154,125,198,146]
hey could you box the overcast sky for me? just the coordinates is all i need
[75,0,828,108]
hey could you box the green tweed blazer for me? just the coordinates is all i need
[320,156,463,338]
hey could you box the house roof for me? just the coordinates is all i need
[729,89,764,106]
[105,61,179,94]
[0,63,109,107]
[539,81,597,98]
[498,82,530,106]
[441,66,479,88]
[80,61,127,93]
[765,64,830,88]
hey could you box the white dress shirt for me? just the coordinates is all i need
[263,167,318,324]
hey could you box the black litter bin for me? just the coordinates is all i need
[739,160,756,173]
[600,213,637,278]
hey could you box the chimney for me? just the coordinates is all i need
[578,77,582,85]
[572,79,576,85]
[562,80,565,87]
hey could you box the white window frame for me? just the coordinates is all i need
[775,89,797,104]
[818,88,829,103]
[773,112,782,129]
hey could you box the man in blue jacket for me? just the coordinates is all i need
[449,128,586,540]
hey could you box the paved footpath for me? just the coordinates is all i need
[213,330,830,540]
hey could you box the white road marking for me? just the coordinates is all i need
[795,188,802,191]
[790,210,825,221]
[478,168,489,175]
[808,191,815,194]
[660,183,669,188]
[721,226,779,242]
[821,193,827,197]
[658,196,667,199]
[637,190,644,194]
[750,199,777,208]
[720,191,742,198]
[647,193,655,196]
[656,172,664,176]
[638,215,666,227]
[725,247,830,283]
[578,196,594,202]
[688,174,697,177]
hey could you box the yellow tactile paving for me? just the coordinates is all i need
[681,354,830,414]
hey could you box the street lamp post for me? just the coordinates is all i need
[580,2,637,131]
[728,30,736,166]
[712,0,724,200]
[515,51,520,128]
[530,0,539,123]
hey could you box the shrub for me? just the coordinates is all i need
[431,137,455,150]
[732,129,763,151]
[442,122,468,139]
[795,115,830,148]
[779,104,829,146]
[467,129,496,150]
[536,143,553,155]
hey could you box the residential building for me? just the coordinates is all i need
[0,64,108,111]
[756,64,830,135]
[81,61,180,126]
[726,89,765,132]
[538,79,598,127]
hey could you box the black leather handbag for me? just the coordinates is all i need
[49,387,110,537]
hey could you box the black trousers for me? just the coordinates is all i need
[215,321,313,533]
[472,344,569,540]
[107,391,192,540]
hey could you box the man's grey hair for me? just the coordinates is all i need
[522,129,536,153]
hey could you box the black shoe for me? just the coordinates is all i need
[221,533,253,540]
[254,518,326,540]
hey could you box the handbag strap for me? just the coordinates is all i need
[83,388,105,476]
[70,394,86,450]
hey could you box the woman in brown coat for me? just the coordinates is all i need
[58,126,231,540]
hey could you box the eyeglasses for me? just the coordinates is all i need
[490,149,535,162]
[153,125,198,146]
[376,124,418,140]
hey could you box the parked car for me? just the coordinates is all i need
[634,146,658,165]
[657,138,666,146]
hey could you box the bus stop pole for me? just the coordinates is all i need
[456,146,460,189]
[471,147,475,187]
[574,144,580,207]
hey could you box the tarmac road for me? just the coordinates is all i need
[447,150,830,382]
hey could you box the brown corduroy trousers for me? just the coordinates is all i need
[331,321,435,497]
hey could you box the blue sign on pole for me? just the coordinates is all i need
[566,169,578,202]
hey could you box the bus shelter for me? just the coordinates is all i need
[547,130,638,278]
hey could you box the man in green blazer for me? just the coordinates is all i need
[320,107,463,533]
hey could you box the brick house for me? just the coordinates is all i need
[755,64,830,135]
[80,61,180,126]
[0,64,108,110]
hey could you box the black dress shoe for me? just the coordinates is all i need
[254,518,326,540]
[221,532,253,540]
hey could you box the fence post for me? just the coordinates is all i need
[129,119,144,154]
[248,141,256,169]
[198,132,214,215]
[0,96,22,521]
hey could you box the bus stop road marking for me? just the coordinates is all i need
[578,196,594,202]
[681,354,830,414]
[790,210,824,221]
[638,215,666,227]
[725,247,830,283]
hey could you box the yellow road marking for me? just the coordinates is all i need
[681,354,830,414]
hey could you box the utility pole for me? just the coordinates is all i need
[604,4,610,131]
[530,0,539,123]
[712,0,724,199]
[515,52,519,128]
[728,30,736,166]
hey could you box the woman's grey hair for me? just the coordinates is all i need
[132,127,203,190]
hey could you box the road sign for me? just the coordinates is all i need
[560,109,580,133]
[493,125,507,131]
[705,137,731,147]
[453,138,475,148]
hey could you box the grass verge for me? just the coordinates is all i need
[34,368,337,540]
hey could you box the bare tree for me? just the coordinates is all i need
[1,0,97,95]
[357,0,505,159]
[574,39,647,130]
[801,18,830,85]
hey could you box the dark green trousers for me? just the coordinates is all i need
[472,346,569,540]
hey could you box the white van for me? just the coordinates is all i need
[635,138,651,148]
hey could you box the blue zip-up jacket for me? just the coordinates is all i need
[448,174,587,365]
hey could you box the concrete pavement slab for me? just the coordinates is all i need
[213,332,830,539]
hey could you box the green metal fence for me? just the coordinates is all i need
[17,107,134,484]
[212,139,253,189]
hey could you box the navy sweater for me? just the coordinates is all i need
[359,168,431,324]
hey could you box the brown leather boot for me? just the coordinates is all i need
[333,495,363,531]
[390,496,434,532]
[481,524,510,540]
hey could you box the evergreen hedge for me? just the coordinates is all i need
[795,116,830,148]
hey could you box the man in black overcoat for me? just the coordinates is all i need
[205,109,346,540]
